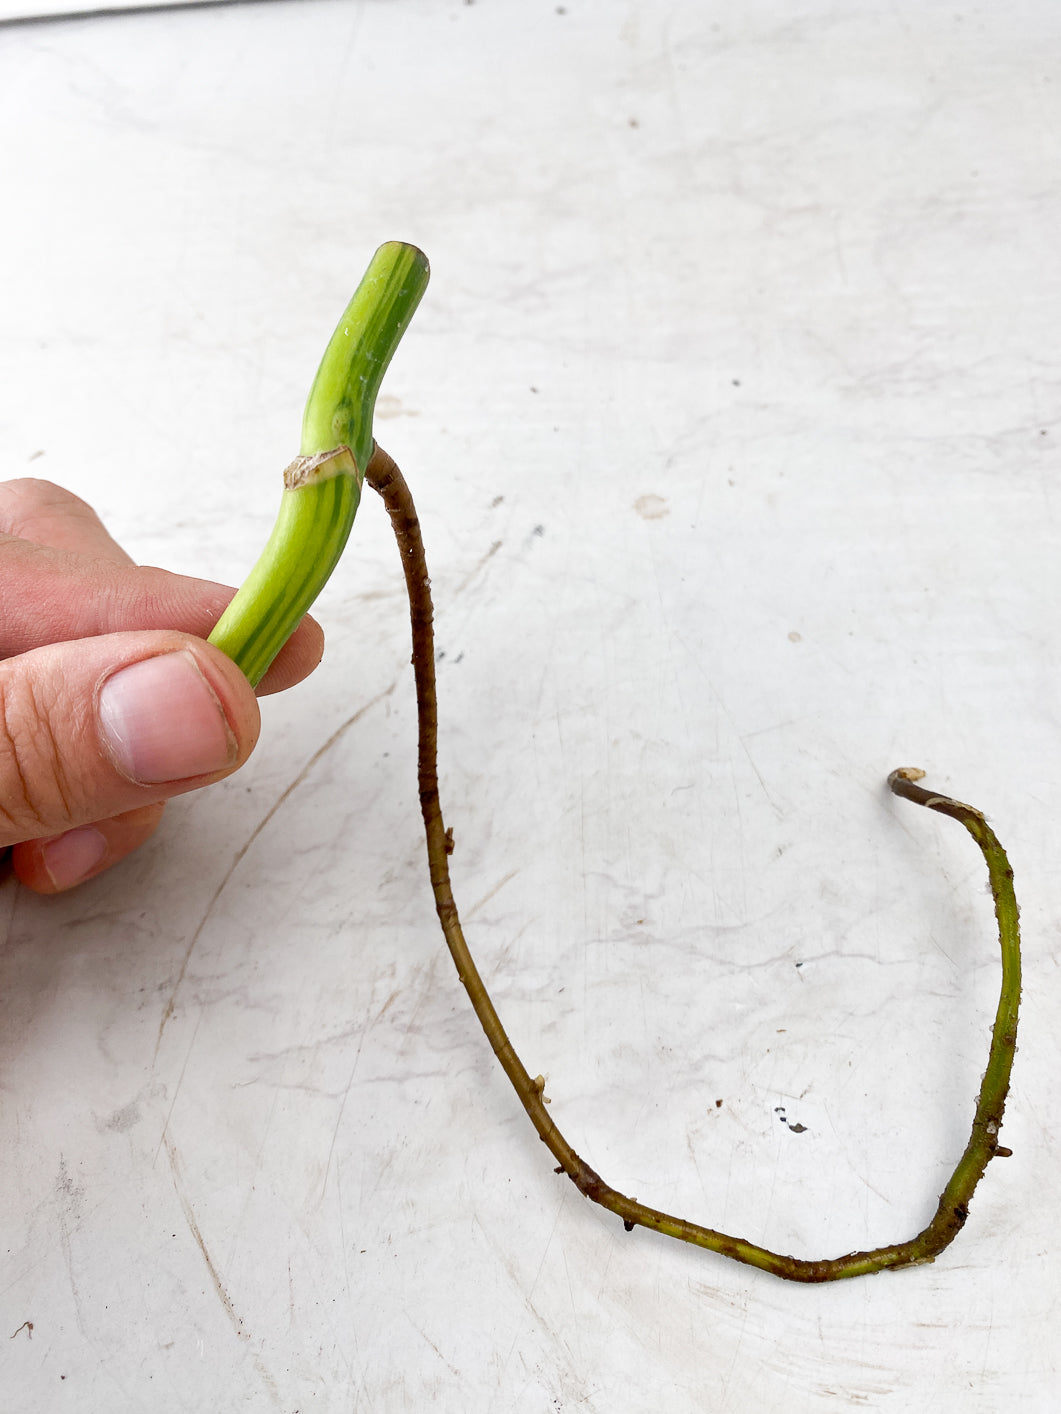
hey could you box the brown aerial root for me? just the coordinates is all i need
[365,443,1022,1283]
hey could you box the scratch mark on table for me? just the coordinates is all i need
[467,868,520,919]
[153,1005,203,1163]
[336,1159,351,1302]
[316,1024,369,1208]
[165,1137,284,1405]
[164,1135,247,1341]
[403,1311,462,1378]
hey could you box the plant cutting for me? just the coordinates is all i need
[209,240,430,685]
[210,241,1022,1282]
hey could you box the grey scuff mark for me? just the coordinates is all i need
[349,586,400,603]
[455,538,503,596]
[374,393,419,420]
[232,1077,350,1098]
[56,1155,84,1214]
[103,1099,141,1133]
[55,1156,89,1340]
[153,681,397,1057]
[245,1020,369,1065]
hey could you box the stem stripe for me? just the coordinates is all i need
[209,243,429,687]
[210,465,359,687]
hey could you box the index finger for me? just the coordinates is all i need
[0,478,324,696]
[0,478,135,564]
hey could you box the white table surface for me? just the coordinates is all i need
[0,0,219,21]
[1,2,1057,1409]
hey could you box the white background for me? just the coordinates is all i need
[1,1,1058,1409]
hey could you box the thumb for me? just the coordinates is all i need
[0,631,260,851]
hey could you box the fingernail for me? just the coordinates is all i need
[98,651,236,784]
[42,826,107,890]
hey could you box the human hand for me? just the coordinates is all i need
[0,477,323,894]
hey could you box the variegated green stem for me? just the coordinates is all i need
[208,447,360,688]
[299,241,430,471]
[209,242,429,686]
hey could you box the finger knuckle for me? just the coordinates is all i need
[0,478,100,540]
[0,670,79,841]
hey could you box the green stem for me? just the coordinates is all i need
[209,242,429,686]
[299,241,430,472]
